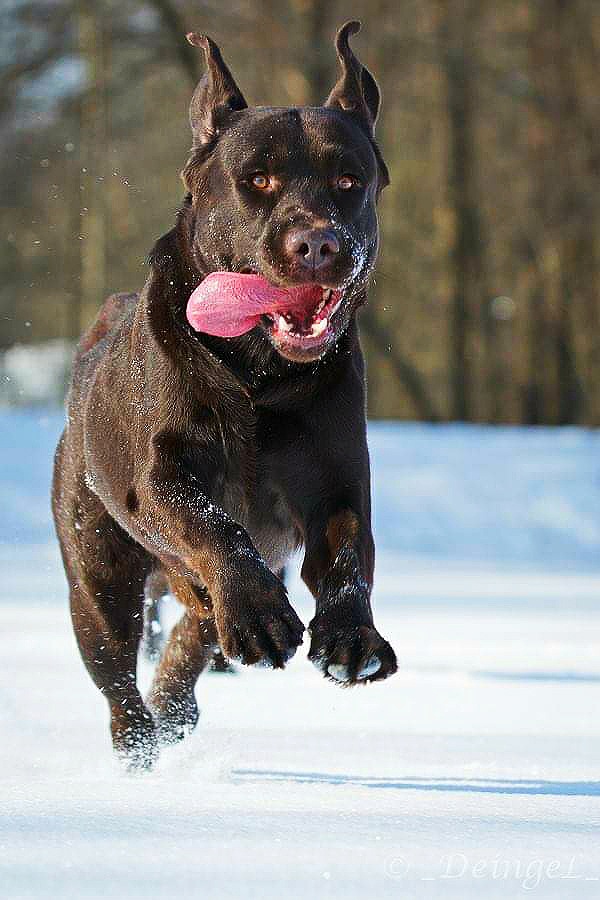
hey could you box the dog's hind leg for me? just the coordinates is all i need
[67,538,157,769]
[146,576,218,745]
[53,437,157,768]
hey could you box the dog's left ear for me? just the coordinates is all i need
[324,21,389,191]
[324,21,381,133]
[186,32,247,147]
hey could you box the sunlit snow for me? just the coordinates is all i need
[1,410,599,898]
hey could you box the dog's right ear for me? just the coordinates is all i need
[186,32,247,148]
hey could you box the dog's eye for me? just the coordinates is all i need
[336,174,360,191]
[249,173,271,190]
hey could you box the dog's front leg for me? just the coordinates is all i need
[302,508,397,685]
[136,472,304,668]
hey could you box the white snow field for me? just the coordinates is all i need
[1,410,600,898]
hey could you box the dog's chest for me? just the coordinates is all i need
[216,414,301,572]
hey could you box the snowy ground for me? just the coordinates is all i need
[1,410,600,898]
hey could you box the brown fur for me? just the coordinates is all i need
[52,21,397,769]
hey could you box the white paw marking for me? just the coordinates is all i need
[327,662,351,682]
[357,656,381,680]
[327,655,381,682]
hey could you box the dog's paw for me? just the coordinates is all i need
[148,691,200,747]
[215,570,304,668]
[308,618,397,686]
[111,705,159,772]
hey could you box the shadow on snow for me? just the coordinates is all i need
[234,770,600,797]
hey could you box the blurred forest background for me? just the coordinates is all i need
[1,0,599,422]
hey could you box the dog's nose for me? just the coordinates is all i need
[285,228,340,273]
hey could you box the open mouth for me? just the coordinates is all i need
[185,269,346,360]
[263,286,344,350]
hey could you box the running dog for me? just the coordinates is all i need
[52,21,397,769]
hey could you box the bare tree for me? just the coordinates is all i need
[77,0,108,333]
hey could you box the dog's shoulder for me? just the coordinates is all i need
[78,291,139,356]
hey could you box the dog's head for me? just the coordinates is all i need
[182,21,389,363]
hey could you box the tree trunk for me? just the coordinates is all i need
[438,0,486,422]
[78,0,108,333]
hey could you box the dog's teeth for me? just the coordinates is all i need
[278,315,292,333]
[311,318,328,337]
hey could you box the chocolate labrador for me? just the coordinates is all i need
[52,20,397,769]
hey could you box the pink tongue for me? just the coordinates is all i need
[186,272,319,338]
